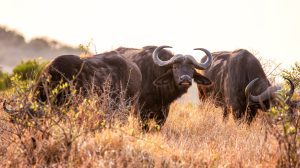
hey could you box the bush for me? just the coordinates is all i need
[0,68,11,90]
[266,91,300,167]
[0,59,47,90]
[0,73,136,167]
[13,59,47,81]
[282,62,300,87]
[265,68,300,167]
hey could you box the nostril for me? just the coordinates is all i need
[180,75,192,84]
[180,76,185,81]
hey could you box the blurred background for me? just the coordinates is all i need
[1,0,299,99]
[0,0,299,73]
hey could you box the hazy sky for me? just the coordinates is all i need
[1,0,299,68]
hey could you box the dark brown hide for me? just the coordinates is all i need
[198,49,273,123]
[34,51,142,107]
[116,46,212,131]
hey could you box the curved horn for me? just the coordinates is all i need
[245,78,259,102]
[284,77,295,103]
[245,78,280,103]
[3,100,17,114]
[152,46,181,67]
[193,48,213,70]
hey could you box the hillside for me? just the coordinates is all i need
[0,26,83,72]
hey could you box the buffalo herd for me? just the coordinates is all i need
[3,46,300,131]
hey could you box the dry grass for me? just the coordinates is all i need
[2,50,298,168]
[0,90,279,167]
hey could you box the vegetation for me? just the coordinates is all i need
[0,59,47,90]
[0,59,299,167]
[264,62,300,167]
[12,59,47,81]
[283,62,300,89]
[266,90,300,167]
[0,73,280,167]
[0,68,10,90]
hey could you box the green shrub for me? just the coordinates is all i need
[282,62,300,87]
[266,66,300,167]
[266,90,300,167]
[0,69,11,90]
[13,59,47,81]
[0,59,48,90]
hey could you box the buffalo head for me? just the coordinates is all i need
[245,77,298,111]
[152,45,212,89]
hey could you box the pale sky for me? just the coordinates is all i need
[1,0,299,68]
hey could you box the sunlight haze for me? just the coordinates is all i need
[1,0,299,68]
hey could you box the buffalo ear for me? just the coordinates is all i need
[153,70,173,87]
[194,71,212,85]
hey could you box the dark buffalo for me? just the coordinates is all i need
[34,51,142,107]
[197,49,295,123]
[0,51,142,115]
[116,46,212,130]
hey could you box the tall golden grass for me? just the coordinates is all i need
[0,89,279,168]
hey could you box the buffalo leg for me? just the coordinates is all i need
[140,110,153,132]
[223,106,229,122]
[232,105,246,122]
[154,106,169,130]
[141,121,149,132]
[140,106,170,132]
[246,106,257,124]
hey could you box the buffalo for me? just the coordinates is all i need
[3,51,142,115]
[35,51,142,106]
[116,46,213,130]
[197,49,296,123]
